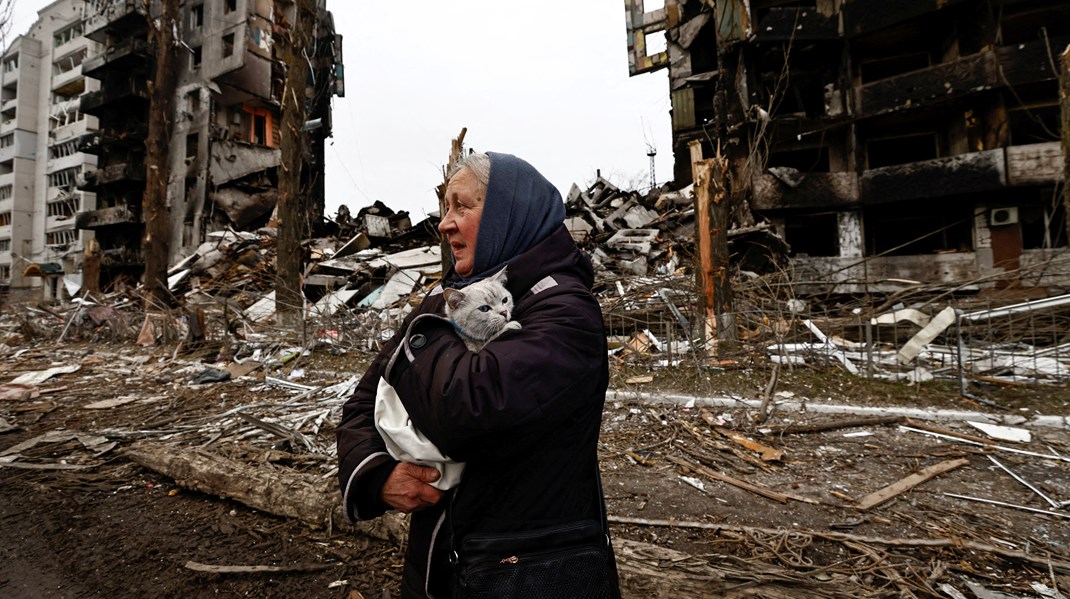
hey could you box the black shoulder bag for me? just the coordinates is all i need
[448,471,617,599]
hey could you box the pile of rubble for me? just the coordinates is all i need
[3,177,1069,391]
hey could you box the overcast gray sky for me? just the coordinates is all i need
[12,0,673,223]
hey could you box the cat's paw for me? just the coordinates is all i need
[505,321,522,331]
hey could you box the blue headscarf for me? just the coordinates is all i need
[458,152,565,284]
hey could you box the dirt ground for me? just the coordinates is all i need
[1,341,1068,598]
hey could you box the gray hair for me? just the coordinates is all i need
[449,152,491,195]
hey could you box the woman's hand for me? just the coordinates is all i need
[381,463,445,513]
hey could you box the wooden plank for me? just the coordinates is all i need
[665,455,820,505]
[715,428,783,461]
[185,561,337,574]
[857,458,969,511]
[763,415,904,435]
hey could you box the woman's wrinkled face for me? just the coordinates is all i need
[439,168,485,277]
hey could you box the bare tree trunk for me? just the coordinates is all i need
[436,128,467,275]
[275,0,317,323]
[1061,45,1070,245]
[690,141,714,352]
[143,0,180,310]
[82,237,101,296]
[710,150,738,349]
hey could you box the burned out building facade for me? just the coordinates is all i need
[75,0,341,288]
[0,0,99,299]
[626,0,1070,292]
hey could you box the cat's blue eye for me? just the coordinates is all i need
[478,305,491,312]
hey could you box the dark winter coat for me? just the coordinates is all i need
[336,224,612,598]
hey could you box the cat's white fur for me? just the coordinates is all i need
[442,267,522,352]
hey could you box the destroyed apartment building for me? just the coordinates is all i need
[626,0,1070,293]
[0,0,343,301]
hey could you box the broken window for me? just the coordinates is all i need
[186,133,199,159]
[785,212,839,257]
[46,229,78,247]
[48,140,80,159]
[0,185,11,200]
[864,200,973,256]
[0,239,9,253]
[191,46,202,69]
[866,133,938,169]
[47,166,82,190]
[0,265,9,280]
[190,4,204,30]
[53,21,83,48]
[1007,104,1059,145]
[0,212,11,226]
[225,0,237,14]
[52,48,87,77]
[768,147,830,172]
[253,113,267,145]
[187,90,201,113]
[223,33,235,58]
[49,103,85,130]
[1019,190,1068,250]
[47,195,79,219]
[859,52,930,84]
[0,133,11,149]
[2,55,17,73]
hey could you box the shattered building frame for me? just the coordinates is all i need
[627,0,1070,293]
[70,0,342,292]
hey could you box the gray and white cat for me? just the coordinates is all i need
[443,267,522,352]
[373,267,521,491]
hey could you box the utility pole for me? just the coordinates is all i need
[275,0,317,323]
[143,0,180,310]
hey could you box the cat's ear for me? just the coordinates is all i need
[443,288,466,310]
[491,266,508,285]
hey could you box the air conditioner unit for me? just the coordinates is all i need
[990,207,1018,226]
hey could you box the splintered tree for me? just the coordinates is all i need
[275,0,317,323]
[1061,45,1070,245]
[143,0,180,309]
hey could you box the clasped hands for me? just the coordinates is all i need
[381,462,444,513]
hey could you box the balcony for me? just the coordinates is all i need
[47,214,78,230]
[1,97,15,117]
[50,119,92,143]
[78,162,145,192]
[85,0,149,43]
[75,123,147,155]
[80,78,149,115]
[52,68,85,97]
[83,38,149,78]
[75,205,139,229]
[48,152,94,175]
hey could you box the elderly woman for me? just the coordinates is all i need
[336,152,619,598]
